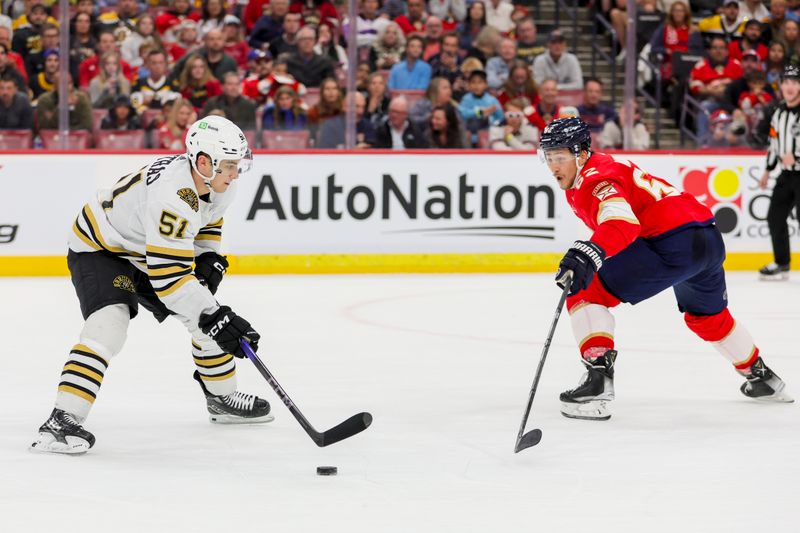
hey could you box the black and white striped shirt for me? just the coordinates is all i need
[766,103,800,172]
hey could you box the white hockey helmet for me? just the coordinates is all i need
[185,115,252,184]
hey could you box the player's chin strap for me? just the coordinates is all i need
[572,147,590,187]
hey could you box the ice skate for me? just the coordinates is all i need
[193,371,274,424]
[560,350,617,421]
[30,408,95,454]
[758,263,790,281]
[740,357,794,403]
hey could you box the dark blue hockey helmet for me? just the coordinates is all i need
[538,117,592,162]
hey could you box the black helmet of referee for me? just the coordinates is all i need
[782,65,800,82]
[539,117,592,158]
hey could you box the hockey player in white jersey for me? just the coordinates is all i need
[31,116,273,455]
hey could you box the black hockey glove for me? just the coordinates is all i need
[194,252,229,295]
[556,240,606,296]
[199,306,260,358]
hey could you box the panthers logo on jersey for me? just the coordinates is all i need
[177,188,199,212]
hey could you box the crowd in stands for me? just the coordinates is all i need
[0,0,791,151]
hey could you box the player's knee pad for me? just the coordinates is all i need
[684,309,734,342]
[566,276,621,313]
[80,303,130,359]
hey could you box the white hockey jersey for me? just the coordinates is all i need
[69,154,235,326]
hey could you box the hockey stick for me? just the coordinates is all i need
[240,340,373,447]
[514,275,572,453]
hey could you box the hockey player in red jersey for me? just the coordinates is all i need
[539,117,793,420]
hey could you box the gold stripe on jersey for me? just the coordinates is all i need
[195,233,222,242]
[204,218,224,229]
[155,274,196,298]
[102,171,144,210]
[192,340,202,350]
[58,384,97,404]
[196,367,236,381]
[146,244,195,260]
[193,353,234,367]
[82,206,144,257]
[72,219,102,251]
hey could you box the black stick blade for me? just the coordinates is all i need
[514,429,542,453]
[317,412,373,447]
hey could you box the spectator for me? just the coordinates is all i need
[370,21,405,71]
[634,0,665,55]
[363,71,391,125]
[698,0,745,44]
[730,19,769,62]
[350,0,390,48]
[532,29,583,90]
[29,48,59,102]
[690,35,743,140]
[458,69,503,142]
[308,76,343,124]
[174,28,238,84]
[427,104,465,148]
[489,100,538,150]
[458,1,486,51]
[396,0,428,36]
[356,61,372,91]
[317,91,377,148]
[486,37,517,89]
[131,50,180,113]
[0,43,25,91]
[780,19,800,65]
[155,0,201,42]
[388,35,432,90]
[428,0,467,25]
[121,14,163,69]
[262,85,308,130]
[766,41,786,89]
[221,16,250,69]
[248,54,307,105]
[577,77,616,133]
[0,74,33,129]
[286,26,335,87]
[269,12,301,57]
[79,31,135,88]
[429,33,463,89]
[701,108,746,147]
[199,0,227,37]
[763,0,787,44]
[90,52,132,109]
[739,0,770,22]
[483,0,514,34]
[200,71,256,129]
[374,95,429,148]
[100,94,142,130]
[381,0,407,20]
[609,0,629,60]
[736,69,773,130]
[0,26,26,84]
[515,17,545,65]
[177,53,222,109]
[36,77,93,131]
[535,78,560,125]
[249,0,290,50]
[724,49,773,110]
[166,19,201,63]
[497,61,539,109]
[650,2,703,83]
[244,0,273,32]
[314,22,348,71]
[410,76,455,124]
[290,0,340,29]
[156,96,196,149]
[242,49,275,104]
[423,16,444,61]
[598,100,651,149]
[23,23,59,78]
[96,0,141,39]
[467,25,501,64]
[11,3,49,60]
[69,12,97,68]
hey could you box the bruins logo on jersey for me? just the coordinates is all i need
[112,275,136,293]
[177,188,199,212]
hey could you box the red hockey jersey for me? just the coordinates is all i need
[565,152,714,257]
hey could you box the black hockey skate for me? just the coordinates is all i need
[30,408,95,454]
[193,371,274,424]
[560,350,617,421]
[759,262,790,281]
[740,358,794,403]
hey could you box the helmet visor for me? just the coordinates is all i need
[538,146,574,166]
[238,149,253,175]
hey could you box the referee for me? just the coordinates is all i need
[759,65,800,280]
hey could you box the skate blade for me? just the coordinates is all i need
[29,433,91,455]
[752,390,795,403]
[560,400,612,421]
[759,273,789,281]
[209,413,275,424]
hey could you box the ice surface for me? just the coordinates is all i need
[1,273,798,532]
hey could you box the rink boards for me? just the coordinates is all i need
[1,150,798,275]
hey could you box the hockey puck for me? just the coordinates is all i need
[316,466,337,476]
